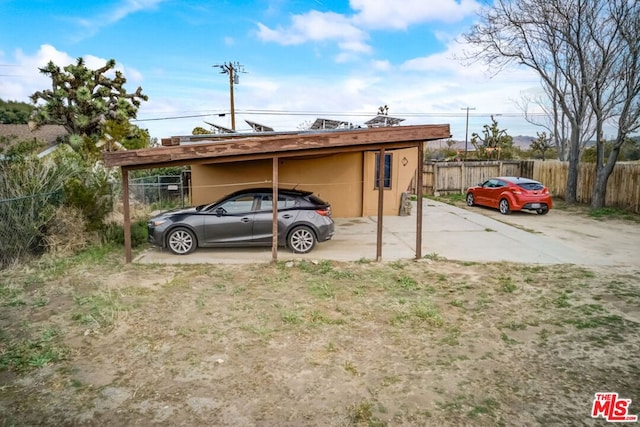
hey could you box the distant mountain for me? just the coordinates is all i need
[512,135,536,149]
[440,135,536,150]
[436,134,639,153]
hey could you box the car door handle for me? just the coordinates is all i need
[241,217,251,223]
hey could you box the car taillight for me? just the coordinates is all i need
[316,207,331,216]
[511,189,522,195]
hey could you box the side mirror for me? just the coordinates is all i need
[215,207,226,216]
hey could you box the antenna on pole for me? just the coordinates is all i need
[213,62,246,130]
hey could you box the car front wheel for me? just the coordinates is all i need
[288,226,316,254]
[466,193,475,206]
[499,198,511,215]
[167,228,197,255]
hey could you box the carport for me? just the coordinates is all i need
[103,124,450,263]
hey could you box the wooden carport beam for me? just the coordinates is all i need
[272,157,279,262]
[122,167,132,264]
[376,148,385,262]
[415,141,424,259]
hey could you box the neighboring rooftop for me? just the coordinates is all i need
[0,124,67,157]
[0,124,67,145]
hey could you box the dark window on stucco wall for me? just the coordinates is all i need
[374,153,392,189]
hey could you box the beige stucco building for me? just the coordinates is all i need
[190,146,418,217]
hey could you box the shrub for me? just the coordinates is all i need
[101,219,148,248]
[44,206,95,255]
[0,156,73,268]
[63,164,114,231]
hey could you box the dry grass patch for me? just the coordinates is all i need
[0,250,638,426]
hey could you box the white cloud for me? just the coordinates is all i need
[0,45,74,101]
[107,0,166,23]
[256,2,481,61]
[351,0,481,29]
[27,44,75,67]
[338,40,371,54]
[370,60,392,71]
[257,11,369,51]
[70,0,166,41]
[0,45,144,104]
[125,67,144,83]
[392,38,544,131]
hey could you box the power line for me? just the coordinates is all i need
[133,113,223,122]
[237,110,545,118]
[133,109,549,123]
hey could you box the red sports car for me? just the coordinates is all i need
[466,177,552,215]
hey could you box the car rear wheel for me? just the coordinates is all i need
[167,228,197,255]
[536,206,549,215]
[288,226,316,254]
[499,198,511,215]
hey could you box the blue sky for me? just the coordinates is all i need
[0,0,555,142]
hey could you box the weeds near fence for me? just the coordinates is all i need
[588,207,640,222]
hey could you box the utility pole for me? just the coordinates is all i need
[461,107,476,159]
[213,62,245,130]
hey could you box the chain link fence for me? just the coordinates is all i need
[0,191,63,268]
[129,175,187,209]
[0,174,188,268]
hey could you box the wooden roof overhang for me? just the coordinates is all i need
[103,124,450,264]
[104,124,450,170]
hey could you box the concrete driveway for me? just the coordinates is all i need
[135,199,638,267]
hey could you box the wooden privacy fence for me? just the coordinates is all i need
[533,160,640,213]
[416,160,640,213]
[418,160,535,196]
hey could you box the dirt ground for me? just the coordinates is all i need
[0,206,638,426]
[462,202,640,270]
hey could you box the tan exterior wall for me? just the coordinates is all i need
[362,147,418,216]
[190,152,364,217]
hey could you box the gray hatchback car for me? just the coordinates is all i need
[147,188,335,255]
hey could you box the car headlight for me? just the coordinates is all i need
[150,219,167,226]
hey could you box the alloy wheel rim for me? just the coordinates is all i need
[291,230,313,252]
[169,230,193,254]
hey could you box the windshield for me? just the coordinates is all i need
[197,193,239,211]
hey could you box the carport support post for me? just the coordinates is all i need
[272,157,279,262]
[122,167,132,264]
[376,148,385,262]
[416,141,424,259]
